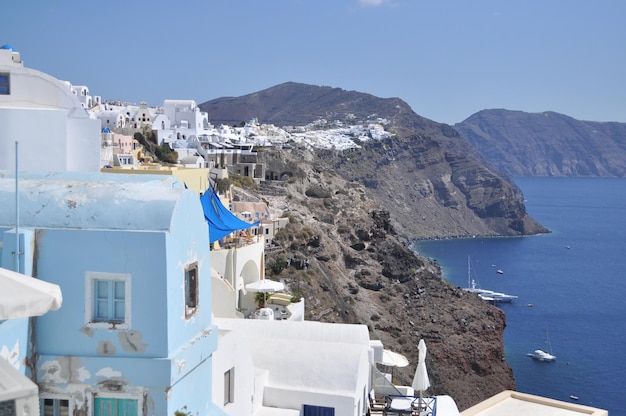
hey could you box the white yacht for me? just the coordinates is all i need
[466,280,518,302]
[527,349,557,362]
[528,329,556,362]
[463,257,518,303]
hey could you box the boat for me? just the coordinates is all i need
[496,269,504,274]
[526,349,557,362]
[462,257,518,303]
[527,328,556,362]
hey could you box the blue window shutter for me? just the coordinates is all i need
[94,280,125,322]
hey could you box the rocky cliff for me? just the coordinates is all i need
[454,109,626,177]
[204,83,548,409]
[246,146,515,410]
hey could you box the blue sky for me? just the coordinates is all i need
[2,0,625,124]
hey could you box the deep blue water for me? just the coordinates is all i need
[413,177,626,414]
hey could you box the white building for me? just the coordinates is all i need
[95,108,125,129]
[70,85,99,109]
[213,319,372,416]
[155,99,213,144]
[0,45,101,172]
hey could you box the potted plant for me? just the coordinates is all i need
[255,292,267,308]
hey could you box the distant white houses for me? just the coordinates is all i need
[159,99,211,142]
[70,85,100,109]
[95,107,125,129]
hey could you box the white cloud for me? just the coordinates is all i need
[357,0,387,6]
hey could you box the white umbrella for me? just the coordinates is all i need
[245,279,285,304]
[377,349,409,384]
[0,267,62,320]
[379,349,410,368]
[412,339,431,397]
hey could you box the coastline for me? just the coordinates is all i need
[414,177,626,414]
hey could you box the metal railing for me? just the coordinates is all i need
[383,395,437,416]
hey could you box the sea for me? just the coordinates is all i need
[413,177,626,414]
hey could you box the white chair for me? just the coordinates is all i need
[255,307,274,320]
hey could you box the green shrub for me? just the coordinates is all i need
[269,255,288,275]
[154,143,178,164]
[229,174,259,190]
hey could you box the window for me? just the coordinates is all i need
[303,405,335,416]
[94,280,125,322]
[223,368,235,406]
[85,272,131,329]
[0,399,16,416]
[184,263,199,318]
[41,398,70,416]
[0,73,9,95]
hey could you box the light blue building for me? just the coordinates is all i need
[0,171,226,416]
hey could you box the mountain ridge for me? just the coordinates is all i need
[200,83,547,240]
[454,109,626,177]
[202,81,411,127]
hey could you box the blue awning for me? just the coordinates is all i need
[200,183,259,243]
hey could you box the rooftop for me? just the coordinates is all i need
[460,391,608,416]
[0,171,185,231]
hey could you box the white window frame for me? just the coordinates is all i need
[85,271,131,330]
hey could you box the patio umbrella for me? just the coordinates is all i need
[379,349,410,368]
[376,349,409,384]
[412,339,431,398]
[245,279,285,304]
[0,267,62,319]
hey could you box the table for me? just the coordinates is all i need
[387,396,414,415]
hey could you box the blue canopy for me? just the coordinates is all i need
[200,182,259,243]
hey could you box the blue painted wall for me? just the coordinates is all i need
[35,228,168,357]
[0,174,224,415]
